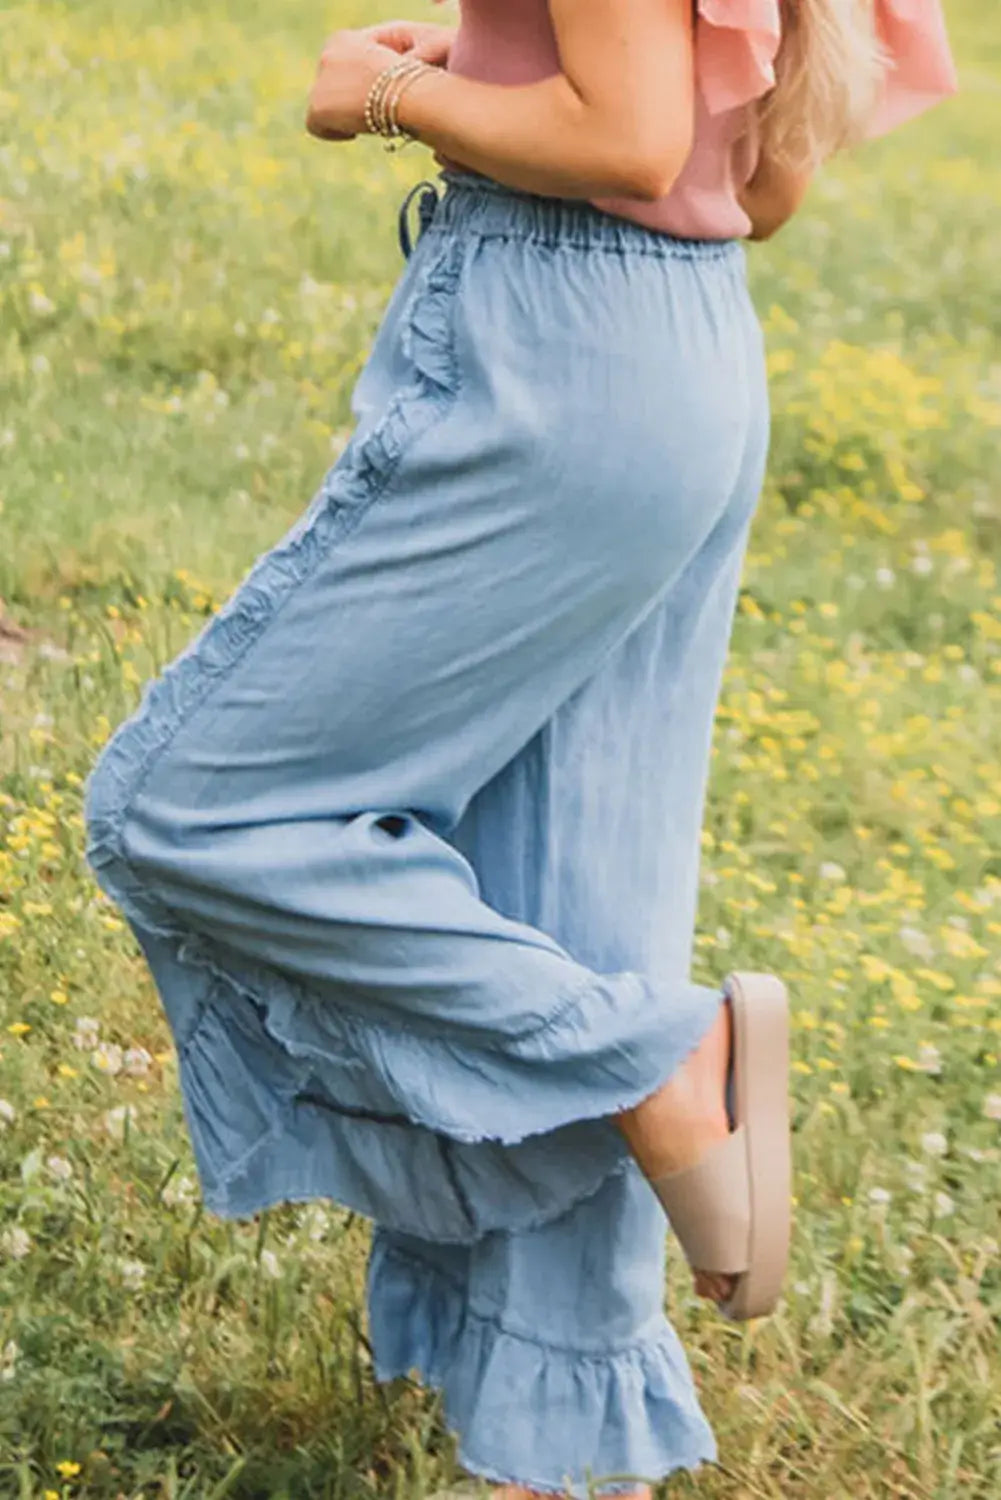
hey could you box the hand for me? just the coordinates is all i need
[305,29,414,143]
[362,19,456,68]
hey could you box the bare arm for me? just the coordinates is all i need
[738,153,814,241]
[306,0,696,203]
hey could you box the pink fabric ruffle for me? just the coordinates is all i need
[865,0,959,138]
[696,0,958,137]
[695,0,782,115]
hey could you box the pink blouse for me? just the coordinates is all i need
[433,0,958,240]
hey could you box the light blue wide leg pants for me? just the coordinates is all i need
[84,168,770,1494]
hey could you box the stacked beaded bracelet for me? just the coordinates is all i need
[364,56,439,151]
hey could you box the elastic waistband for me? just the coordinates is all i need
[414,167,742,263]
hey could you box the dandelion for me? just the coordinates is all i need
[56,1461,81,1479]
[1,1226,32,1260]
[72,1016,100,1050]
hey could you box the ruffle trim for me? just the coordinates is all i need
[695,0,958,134]
[169,929,723,1244]
[83,234,465,932]
[696,0,783,116]
[865,0,959,139]
[367,1242,717,1497]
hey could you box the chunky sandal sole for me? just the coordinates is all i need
[651,970,791,1322]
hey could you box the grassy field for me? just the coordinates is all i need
[1,1,1000,1495]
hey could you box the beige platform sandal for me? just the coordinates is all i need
[650,970,791,1322]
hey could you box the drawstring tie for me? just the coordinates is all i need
[398,178,442,260]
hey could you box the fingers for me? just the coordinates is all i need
[364,22,416,53]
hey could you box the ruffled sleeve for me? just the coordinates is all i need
[694,0,958,136]
[863,0,959,139]
[695,0,783,116]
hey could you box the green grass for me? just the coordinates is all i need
[1,1,1000,1495]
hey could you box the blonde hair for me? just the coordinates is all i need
[751,0,895,172]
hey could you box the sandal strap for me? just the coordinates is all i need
[649,1124,752,1275]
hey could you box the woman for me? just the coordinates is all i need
[84,1,957,1495]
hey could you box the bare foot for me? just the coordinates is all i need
[615,997,736,1307]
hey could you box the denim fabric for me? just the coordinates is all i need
[84,167,770,1494]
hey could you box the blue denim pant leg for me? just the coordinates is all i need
[367,461,761,1492]
[83,173,769,1488]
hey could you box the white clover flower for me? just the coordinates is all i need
[305,1206,331,1243]
[714,925,732,949]
[1,1227,32,1261]
[890,1244,914,1276]
[911,554,934,576]
[116,1257,147,1290]
[0,1100,15,1128]
[921,1131,948,1157]
[983,1093,1001,1122]
[868,1186,892,1206]
[162,1174,197,1209]
[904,1160,928,1192]
[933,1191,955,1219]
[92,1042,123,1076]
[917,1043,943,1076]
[123,1046,152,1078]
[0,1340,19,1382]
[72,1016,101,1051]
[875,567,896,589]
[103,1104,137,1142]
[898,925,934,960]
[259,1249,281,1280]
[819,861,847,883]
[45,1155,73,1183]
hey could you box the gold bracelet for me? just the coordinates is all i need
[385,62,436,148]
[377,59,431,144]
[364,57,439,150]
[364,57,428,140]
